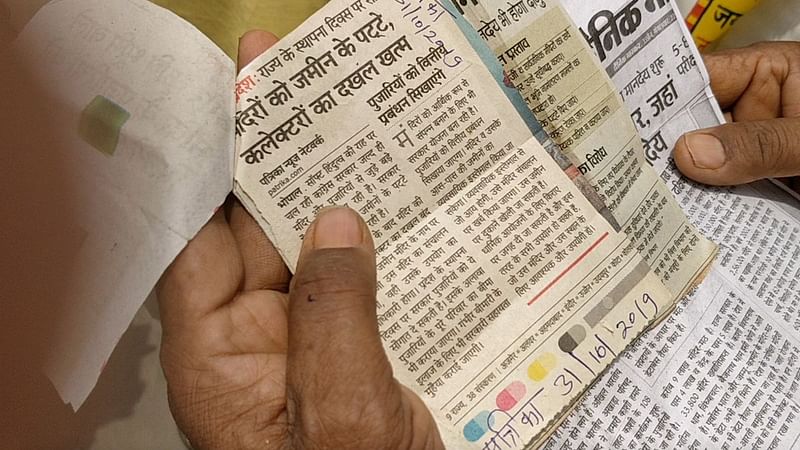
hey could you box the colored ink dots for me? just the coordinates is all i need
[79,95,130,156]
[527,352,557,382]
[463,411,494,442]
[495,381,527,411]
[558,324,587,353]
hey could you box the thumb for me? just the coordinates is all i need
[285,207,402,447]
[674,118,800,186]
[237,30,279,72]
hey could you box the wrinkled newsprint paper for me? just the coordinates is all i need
[539,1,800,448]
[454,0,717,303]
[233,0,718,447]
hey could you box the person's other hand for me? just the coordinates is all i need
[156,31,443,450]
[674,42,800,190]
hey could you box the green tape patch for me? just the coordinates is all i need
[79,95,130,156]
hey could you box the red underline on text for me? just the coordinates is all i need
[527,231,610,306]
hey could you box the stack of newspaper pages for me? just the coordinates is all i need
[234,0,800,448]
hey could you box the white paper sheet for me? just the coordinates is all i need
[12,0,235,409]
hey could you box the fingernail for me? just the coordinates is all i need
[685,133,727,170]
[313,207,363,249]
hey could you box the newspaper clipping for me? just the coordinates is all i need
[233,0,684,447]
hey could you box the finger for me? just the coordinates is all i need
[237,30,280,72]
[704,43,793,120]
[228,200,291,292]
[703,47,762,109]
[157,210,243,328]
[233,29,289,291]
[285,208,400,445]
[674,117,800,185]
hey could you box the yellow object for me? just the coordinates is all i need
[527,353,557,382]
[685,0,762,51]
[149,0,329,60]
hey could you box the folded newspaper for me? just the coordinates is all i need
[233,0,720,447]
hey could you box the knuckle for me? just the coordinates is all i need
[293,248,375,303]
[750,122,776,167]
[739,121,796,172]
[294,249,375,296]
[721,123,756,163]
[749,41,799,77]
[770,120,800,168]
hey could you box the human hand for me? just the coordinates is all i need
[674,42,800,191]
[156,31,443,450]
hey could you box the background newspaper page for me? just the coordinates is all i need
[561,0,725,175]
[544,233,800,449]
[233,0,680,447]
[454,1,716,302]
[534,1,800,447]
